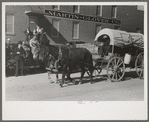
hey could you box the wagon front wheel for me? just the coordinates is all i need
[107,57,125,82]
[135,52,144,79]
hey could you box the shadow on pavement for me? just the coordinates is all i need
[122,71,141,82]
[6,68,47,77]
[61,70,141,86]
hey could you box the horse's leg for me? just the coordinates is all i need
[88,67,94,84]
[79,65,85,84]
[66,74,72,82]
[59,64,67,87]
[48,71,51,79]
[48,71,55,83]
[66,66,72,82]
[55,73,59,83]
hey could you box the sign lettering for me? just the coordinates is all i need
[45,9,121,25]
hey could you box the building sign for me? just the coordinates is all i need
[45,9,121,25]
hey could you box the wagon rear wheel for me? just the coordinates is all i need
[135,52,144,79]
[107,57,125,82]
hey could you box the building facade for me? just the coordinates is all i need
[5,5,144,44]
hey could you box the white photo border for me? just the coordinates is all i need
[2,2,148,120]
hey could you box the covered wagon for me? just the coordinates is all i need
[91,28,144,81]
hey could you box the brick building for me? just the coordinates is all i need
[5,5,144,44]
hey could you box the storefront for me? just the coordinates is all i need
[5,5,144,44]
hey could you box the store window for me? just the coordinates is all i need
[96,25,102,35]
[52,19,59,37]
[111,6,117,18]
[6,15,14,34]
[73,5,80,13]
[72,22,79,39]
[29,16,38,32]
[96,5,102,16]
[52,5,60,10]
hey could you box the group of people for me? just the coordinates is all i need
[13,25,43,76]
[7,24,74,77]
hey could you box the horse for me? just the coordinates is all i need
[29,33,94,87]
[27,31,60,82]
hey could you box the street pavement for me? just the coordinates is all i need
[5,69,144,101]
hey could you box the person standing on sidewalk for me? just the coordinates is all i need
[14,41,26,76]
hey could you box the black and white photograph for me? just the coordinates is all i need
[2,2,148,120]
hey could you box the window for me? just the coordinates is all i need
[72,22,79,39]
[6,15,14,34]
[29,16,38,32]
[95,25,101,35]
[52,19,59,37]
[73,5,80,13]
[111,6,117,18]
[96,6,102,16]
[52,5,60,10]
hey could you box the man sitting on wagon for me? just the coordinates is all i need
[97,35,110,57]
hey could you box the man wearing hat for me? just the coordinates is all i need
[14,41,25,76]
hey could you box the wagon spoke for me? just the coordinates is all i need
[112,72,116,80]
[114,58,117,66]
[118,73,121,78]
[117,61,123,68]
[117,58,120,66]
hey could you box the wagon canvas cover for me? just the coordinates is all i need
[94,28,144,49]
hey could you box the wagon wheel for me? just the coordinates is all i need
[135,52,144,79]
[107,57,125,82]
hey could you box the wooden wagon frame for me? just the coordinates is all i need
[76,28,144,82]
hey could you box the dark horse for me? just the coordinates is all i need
[29,33,94,87]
